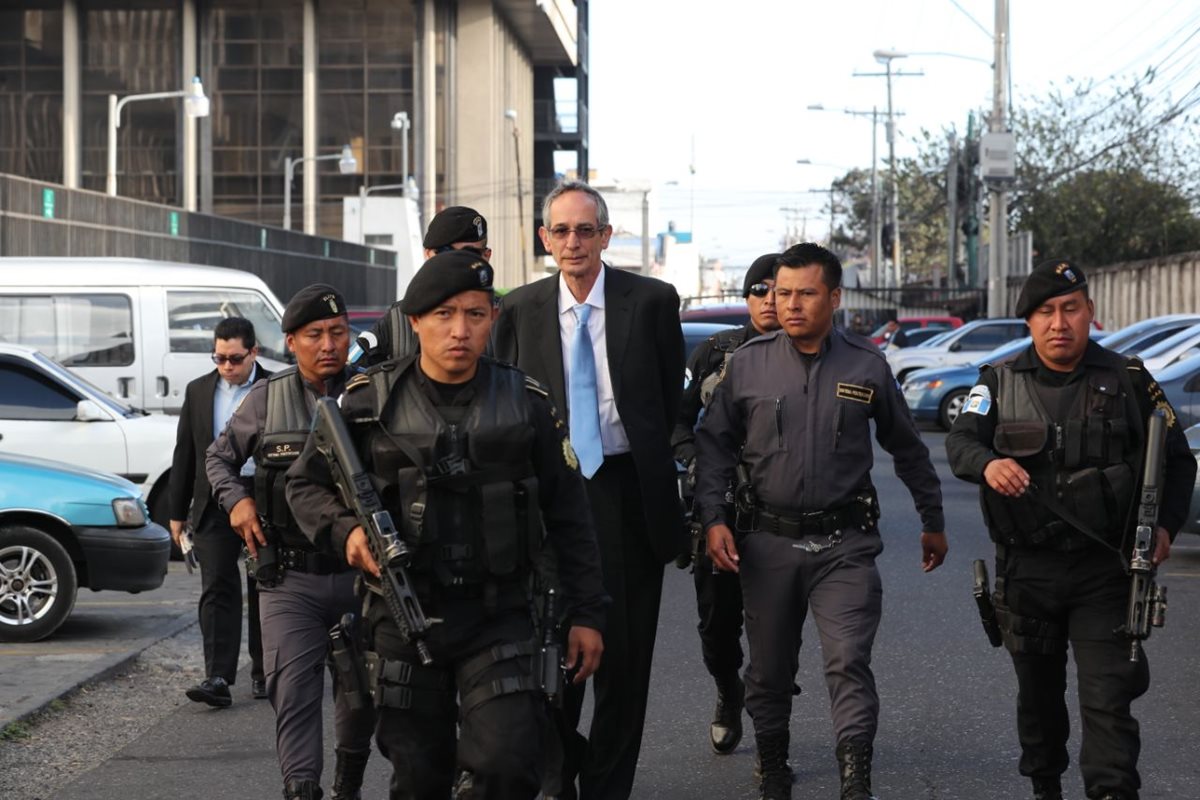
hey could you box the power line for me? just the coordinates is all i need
[946,0,992,40]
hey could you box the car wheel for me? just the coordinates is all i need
[939,389,969,431]
[0,525,79,642]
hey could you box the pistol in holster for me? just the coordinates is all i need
[328,612,372,710]
[533,589,567,708]
[972,559,1004,648]
[244,519,282,587]
[733,463,758,533]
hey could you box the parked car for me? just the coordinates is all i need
[1139,323,1200,375]
[902,330,1107,430]
[0,343,178,526]
[1096,314,1200,355]
[0,258,289,414]
[1182,423,1200,536]
[0,452,170,641]
[869,315,963,345]
[681,303,750,326]
[1154,354,1200,431]
[883,326,952,350]
[886,318,1030,384]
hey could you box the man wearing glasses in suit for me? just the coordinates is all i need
[169,317,270,707]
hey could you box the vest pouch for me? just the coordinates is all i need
[981,486,1042,546]
[1100,462,1134,538]
[394,465,433,545]
[993,422,1048,459]
[1063,467,1109,538]
[480,481,520,577]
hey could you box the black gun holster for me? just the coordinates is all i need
[328,612,372,710]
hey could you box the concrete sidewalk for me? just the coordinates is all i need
[0,562,201,731]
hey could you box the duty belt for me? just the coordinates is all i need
[279,546,348,575]
[756,495,878,548]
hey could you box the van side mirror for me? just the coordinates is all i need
[948,341,962,353]
[75,399,111,422]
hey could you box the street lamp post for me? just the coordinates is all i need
[107,76,209,199]
[391,111,411,195]
[505,109,528,278]
[283,145,357,232]
[873,49,907,288]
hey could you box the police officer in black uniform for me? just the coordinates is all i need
[946,259,1197,800]
[356,206,491,367]
[206,284,375,800]
[671,252,780,755]
[695,243,948,800]
[286,250,608,800]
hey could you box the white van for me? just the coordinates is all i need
[0,258,290,414]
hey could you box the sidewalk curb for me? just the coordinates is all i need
[1,612,199,732]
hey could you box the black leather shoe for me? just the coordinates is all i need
[755,732,792,800]
[710,674,745,754]
[252,678,268,699]
[283,779,323,800]
[1032,777,1062,800]
[836,736,878,800]
[186,677,232,708]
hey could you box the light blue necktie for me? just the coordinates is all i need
[569,303,604,478]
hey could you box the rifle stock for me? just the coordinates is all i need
[312,397,436,666]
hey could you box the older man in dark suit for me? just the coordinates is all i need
[169,317,270,707]
[493,180,686,800]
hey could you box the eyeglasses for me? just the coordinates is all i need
[547,225,601,241]
[747,283,773,298]
[211,352,250,365]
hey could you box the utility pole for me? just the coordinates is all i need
[964,112,981,288]
[946,130,958,287]
[986,0,1009,319]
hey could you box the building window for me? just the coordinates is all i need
[0,2,64,184]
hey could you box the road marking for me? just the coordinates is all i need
[75,599,193,607]
[0,645,123,657]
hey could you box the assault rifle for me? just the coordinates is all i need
[1118,409,1169,663]
[312,397,436,666]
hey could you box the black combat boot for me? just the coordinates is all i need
[283,779,323,800]
[835,736,878,800]
[710,673,745,754]
[1032,777,1063,800]
[329,747,370,800]
[755,732,792,800]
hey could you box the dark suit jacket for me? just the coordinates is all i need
[169,365,271,530]
[493,265,687,563]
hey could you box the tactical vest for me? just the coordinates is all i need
[360,306,418,367]
[253,368,314,550]
[698,328,749,407]
[981,354,1141,549]
[360,358,542,595]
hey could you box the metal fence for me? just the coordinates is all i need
[0,174,396,307]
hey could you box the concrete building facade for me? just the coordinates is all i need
[0,0,588,289]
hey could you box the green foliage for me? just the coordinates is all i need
[1,721,32,741]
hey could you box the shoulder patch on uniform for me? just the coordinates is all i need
[836,382,874,404]
[963,383,992,416]
[562,436,580,470]
[345,373,371,392]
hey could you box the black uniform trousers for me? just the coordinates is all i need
[997,544,1150,798]
[550,453,663,800]
[693,554,744,680]
[372,603,545,800]
[193,504,263,684]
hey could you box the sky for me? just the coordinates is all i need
[586,0,1200,266]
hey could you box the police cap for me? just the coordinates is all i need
[281,283,347,333]
[399,250,495,316]
[1014,259,1089,318]
[422,206,488,250]
[743,252,780,297]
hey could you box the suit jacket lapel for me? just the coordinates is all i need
[532,278,568,413]
[604,265,633,405]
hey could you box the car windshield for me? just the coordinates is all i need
[1138,322,1200,360]
[1100,316,1200,352]
[971,337,1031,367]
[29,350,137,417]
[917,328,959,348]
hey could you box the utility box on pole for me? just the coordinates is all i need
[980,131,1016,186]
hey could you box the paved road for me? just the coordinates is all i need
[10,431,1200,798]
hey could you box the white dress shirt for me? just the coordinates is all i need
[558,268,630,456]
[213,363,258,477]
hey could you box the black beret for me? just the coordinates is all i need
[399,250,495,316]
[422,206,488,250]
[1014,259,1089,318]
[282,283,347,333]
[743,253,780,297]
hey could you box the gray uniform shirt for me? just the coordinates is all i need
[205,368,351,515]
[694,327,945,533]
